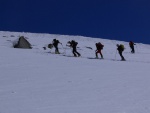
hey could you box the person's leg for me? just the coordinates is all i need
[74,48,80,57]
[132,46,135,53]
[73,48,77,57]
[130,46,133,53]
[75,51,80,56]
[131,46,134,53]
[99,50,103,58]
[95,51,99,58]
[55,47,59,54]
[119,51,125,60]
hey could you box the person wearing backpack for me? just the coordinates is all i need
[67,40,81,57]
[129,41,136,53]
[52,39,62,54]
[116,44,125,61]
[95,42,104,59]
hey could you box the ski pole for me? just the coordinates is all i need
[114,49,117,60]
[61,43,66,54]
[136,44,138,53]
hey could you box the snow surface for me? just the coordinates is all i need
[0,31,150,113]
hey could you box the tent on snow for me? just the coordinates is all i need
[13,36,32,49]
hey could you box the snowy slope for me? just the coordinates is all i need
[0,31,150,113]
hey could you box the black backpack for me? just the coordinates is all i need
[96,43,104,50]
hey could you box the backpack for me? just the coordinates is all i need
[48,43,53,49]
[120,44,124,51]
[71,40,78,46]
[129,41,134,46]
[96,42,104,50]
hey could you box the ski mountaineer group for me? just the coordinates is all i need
[47,39,136,61]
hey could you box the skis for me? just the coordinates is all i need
[62,54,81,58]
[87,57,104,60]
[112,59,126,61]
[87,57,126,62]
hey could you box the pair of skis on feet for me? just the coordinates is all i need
[87,57,126,61]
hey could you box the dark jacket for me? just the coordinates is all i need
[53,39,60,47]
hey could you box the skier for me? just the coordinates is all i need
[52,39,62,54]
[67,40,81,57]
[95,42,104,59]
[116,44,125,61]
[129,41,136,53]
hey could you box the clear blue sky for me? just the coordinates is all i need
[1,0,150,44]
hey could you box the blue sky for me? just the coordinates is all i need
[1,0,150,44]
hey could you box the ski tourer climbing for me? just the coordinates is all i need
[52,39,62,54]
[116,44,125,61]
[67,40,81,57]
[129,41,136,53]
[95,42,104,59]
